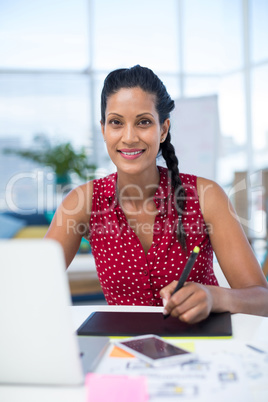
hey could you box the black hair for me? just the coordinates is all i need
[101,65,187,251]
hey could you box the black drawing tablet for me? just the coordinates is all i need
[77,311,232,338]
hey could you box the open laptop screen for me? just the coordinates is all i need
[0,239,84,386]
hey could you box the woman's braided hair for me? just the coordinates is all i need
[101,65,187,251]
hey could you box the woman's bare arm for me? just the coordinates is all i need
[160,178,268,323]
[199,177,268,314]
[45,181,93,267]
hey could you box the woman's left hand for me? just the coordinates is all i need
[160,281,214,324]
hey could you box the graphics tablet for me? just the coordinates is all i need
[77,311,232,338]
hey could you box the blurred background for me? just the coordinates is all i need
[0,0,268,292]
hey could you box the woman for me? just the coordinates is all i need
[45,65,268,323]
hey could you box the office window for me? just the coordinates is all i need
[0,74,91,147]
[250,0,268,63]
[184,77,220,97]
[0,0,268,210]
[93,0,179,72]
[252,65,268,170]
[217,73,247,184]
[183,0,243,74]
[0,0,89,70]
[219,73,246,147]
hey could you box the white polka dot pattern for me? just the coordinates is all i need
[88,166,218,306]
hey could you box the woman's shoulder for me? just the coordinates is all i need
[196,176,226,197]
[57,180,94,221]
[196,176,230,222]
[178,172,223,193]
[64,180,93,201]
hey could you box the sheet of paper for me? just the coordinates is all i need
[250,318,268,352]
[96,341,253,402]
[85,373,148,402]
[195,340,268,402]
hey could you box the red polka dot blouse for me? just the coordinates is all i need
[89,166,219,306]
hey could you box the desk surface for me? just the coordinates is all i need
[1,306,268,402]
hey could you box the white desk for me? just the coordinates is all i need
[1,306,268,402]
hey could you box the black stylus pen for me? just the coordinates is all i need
[163,246,200,319]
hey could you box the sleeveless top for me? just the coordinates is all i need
[88,166,219,306]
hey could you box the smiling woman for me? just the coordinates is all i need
[100,87,169,177]
[45,65,268,324]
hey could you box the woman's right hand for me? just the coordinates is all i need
[160,281,215,324]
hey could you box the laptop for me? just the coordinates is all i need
[0,239,109,386]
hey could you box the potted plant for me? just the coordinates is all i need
[3,136,96,187]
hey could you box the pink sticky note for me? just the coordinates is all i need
[85,373,149,402]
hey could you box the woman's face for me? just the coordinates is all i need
[101,87,169,176]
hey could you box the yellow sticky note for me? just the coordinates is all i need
[176,342,195,352]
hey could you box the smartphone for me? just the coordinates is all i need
[115,334,197,367]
